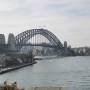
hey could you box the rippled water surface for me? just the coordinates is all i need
[0,56,90,90]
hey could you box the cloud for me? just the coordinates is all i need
[47,0,90,16]
[0,0,90,16]
[0,0,49,16]
[0,0,90,47]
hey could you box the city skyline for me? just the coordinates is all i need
[0,0,90,47]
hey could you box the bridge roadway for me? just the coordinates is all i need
[15,43,62,48]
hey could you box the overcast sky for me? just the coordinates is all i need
[0,0,90,47]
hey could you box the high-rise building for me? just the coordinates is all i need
[8,33,16,51]
[0,34,5,44]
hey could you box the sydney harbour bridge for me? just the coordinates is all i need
[0,28,73,56]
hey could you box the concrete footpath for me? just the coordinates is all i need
[29,87,64,90]
[29,87,90,90]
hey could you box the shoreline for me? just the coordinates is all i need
[0,61,37,74]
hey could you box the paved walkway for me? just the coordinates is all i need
[29,87,63,90]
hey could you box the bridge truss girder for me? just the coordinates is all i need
[15,29,63,50]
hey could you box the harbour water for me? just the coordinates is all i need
[0,56,90,90]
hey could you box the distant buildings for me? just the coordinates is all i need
[0,33,35,69]
[0,32,90,56]
[0,33,16,54]
[0,34,5,45]
[73,47,90,56]
[8,33,17,51]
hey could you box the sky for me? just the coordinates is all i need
[0,0,90,47]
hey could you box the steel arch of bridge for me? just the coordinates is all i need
[15,28,63,48]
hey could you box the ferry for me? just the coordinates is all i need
[0,81,24,90]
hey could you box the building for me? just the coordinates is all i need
[8,33,16,52]
[0,34,5,45]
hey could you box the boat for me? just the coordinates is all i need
[0,81,24,90]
